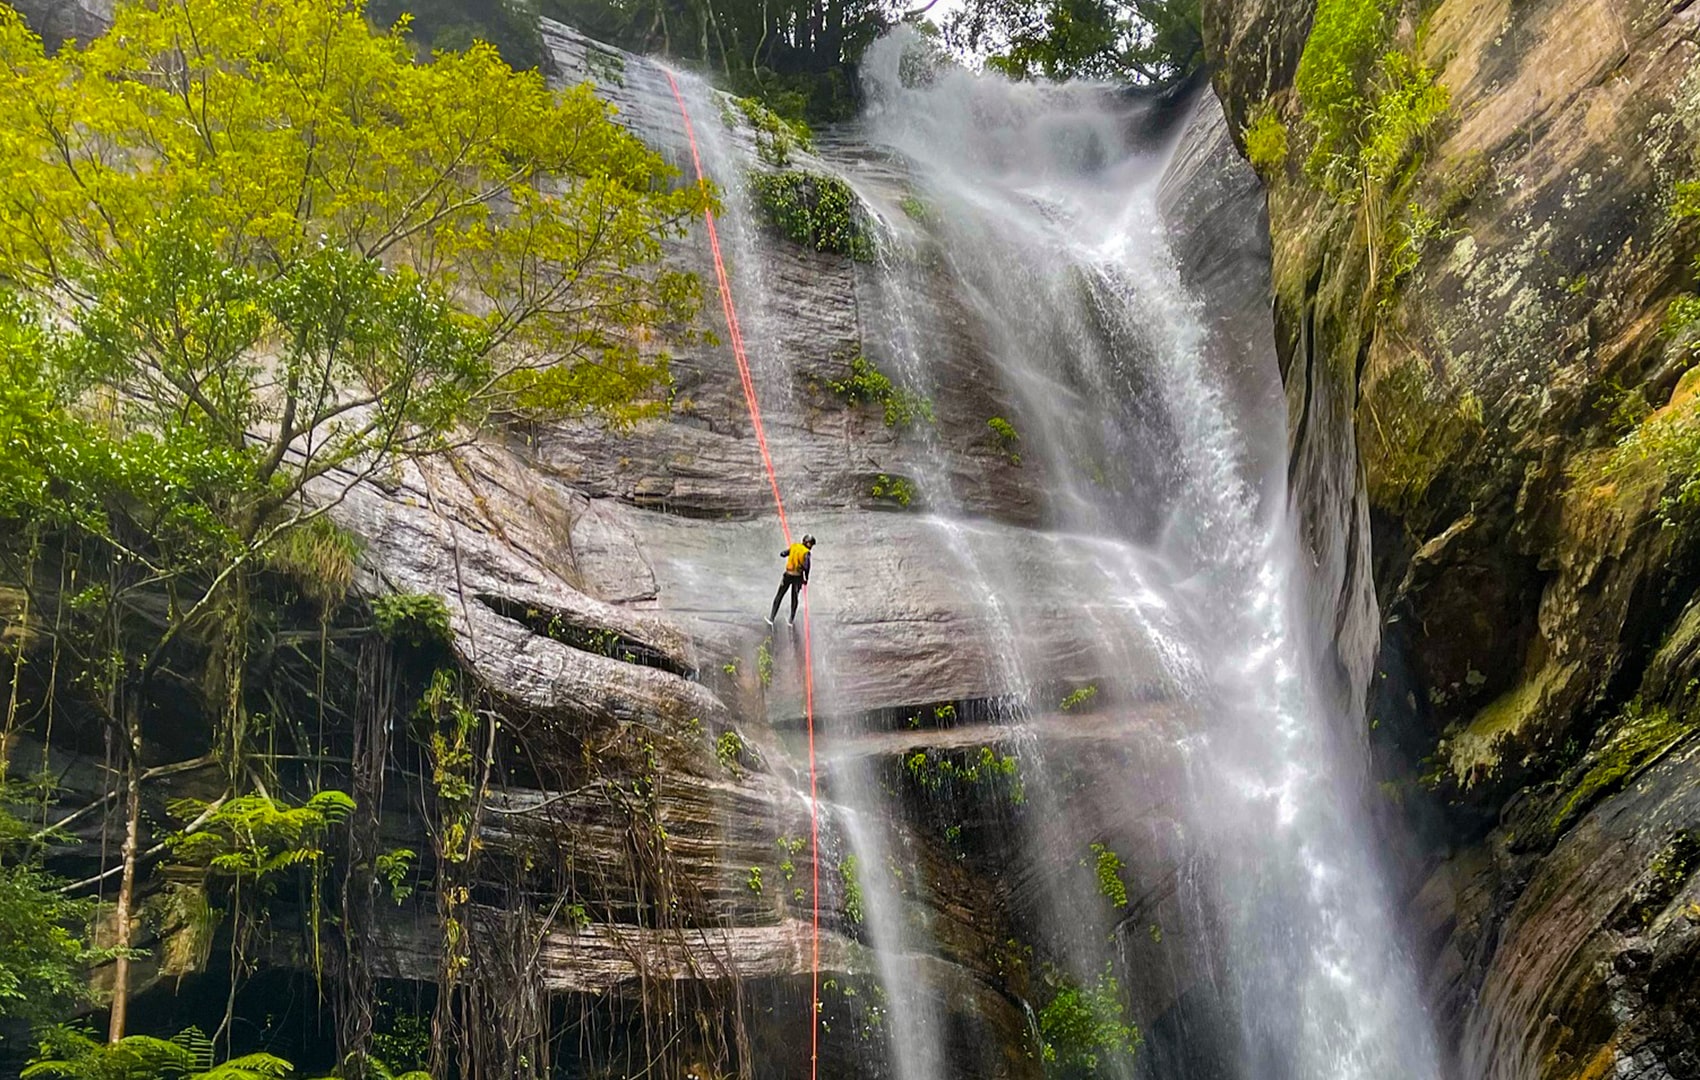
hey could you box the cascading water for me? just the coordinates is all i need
[832,33,1442,1079]
[549,20,1438,1079]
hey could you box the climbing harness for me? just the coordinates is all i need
[663,68,823,1080]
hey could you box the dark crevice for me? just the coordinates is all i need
[476,593,693,679]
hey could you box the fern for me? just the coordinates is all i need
[192,1054,294,1080]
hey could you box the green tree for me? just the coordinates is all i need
[946,0,1200,84]
[0,0,706,1039]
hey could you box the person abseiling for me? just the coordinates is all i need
[767,535,815,626]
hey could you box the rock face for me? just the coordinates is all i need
[7,14,1276,1080]
[1201,0,1700,1076]
[9,0,113,49]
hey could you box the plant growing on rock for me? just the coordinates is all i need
[749,170,874,259]
[1061,685,1099,711]
[1087,843,1128,909]
[716,730,747,775]
[1243,103,1290,174]
[830,355,935,428]
[988,416,1023,464]
[838,855,865,924]
[730,95,814,167]
[372,593,454,650]
[1036,965,1142,1076]
[871,474,918,507]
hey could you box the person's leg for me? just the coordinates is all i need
[788,579,801,623]
[769,578,789,622]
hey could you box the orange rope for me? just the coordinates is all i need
[662,67,820,1080]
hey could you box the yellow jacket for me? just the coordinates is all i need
[783,542,811,578]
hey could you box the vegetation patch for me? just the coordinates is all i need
[830,354,935,428]
[1061,684,1099,712]
[716,730,747,775]
[871,474,917,507]
[1037,966,1142,1077]
[903,746,1026,805]
[1552,700,1693,835]
[838,855,864,924]
[1242,103,1289,175]
[372,592,454,650]
[727,95,814,167]
[988,416,1022,464]
[1087,843,1128,909]
[749,170,874,259]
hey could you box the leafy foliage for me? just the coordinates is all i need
[372,592,454,650]
[168,791,356,885]
[947,0,1201,84]
[729,96,816,167]
[1061,684,1098,711]
[716,730,747,775]
[376,847,418,905]
[0,0,705,684]
[1037,967,1142,1077]
[829,356,934,428]
[838,855,864,923]
[1293,0,1447,196]
[902,746,1026,803]
[871,474,917,506]
[1088,843,1128,908]
[23,1026,293,1080]
[987,416,1022,463]
[1293,0,1394,173]
[0,847,109,1023]
[750,171,875,259]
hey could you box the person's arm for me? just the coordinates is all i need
[802,553,810,583]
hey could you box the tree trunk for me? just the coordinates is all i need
[107,700,142,1043]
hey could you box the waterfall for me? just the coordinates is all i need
[544,20,1438,1079]
[846,33,1440,1079]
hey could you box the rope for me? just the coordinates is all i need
[662,67,821,1080]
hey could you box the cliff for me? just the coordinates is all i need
[1201,0,1700,1076]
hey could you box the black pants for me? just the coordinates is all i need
[770,573,805,622]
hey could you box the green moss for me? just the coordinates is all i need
[749,170,873,259]
[1293,0,1447,198]
[899,194,930,222]
[1448,664,1568,786]
[1294,0,1395,180]
[1552,701,1692,834]
[1361,357,1483,514]
[1242,104,1289,174]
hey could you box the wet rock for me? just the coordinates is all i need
[1202,0,1700,1073]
